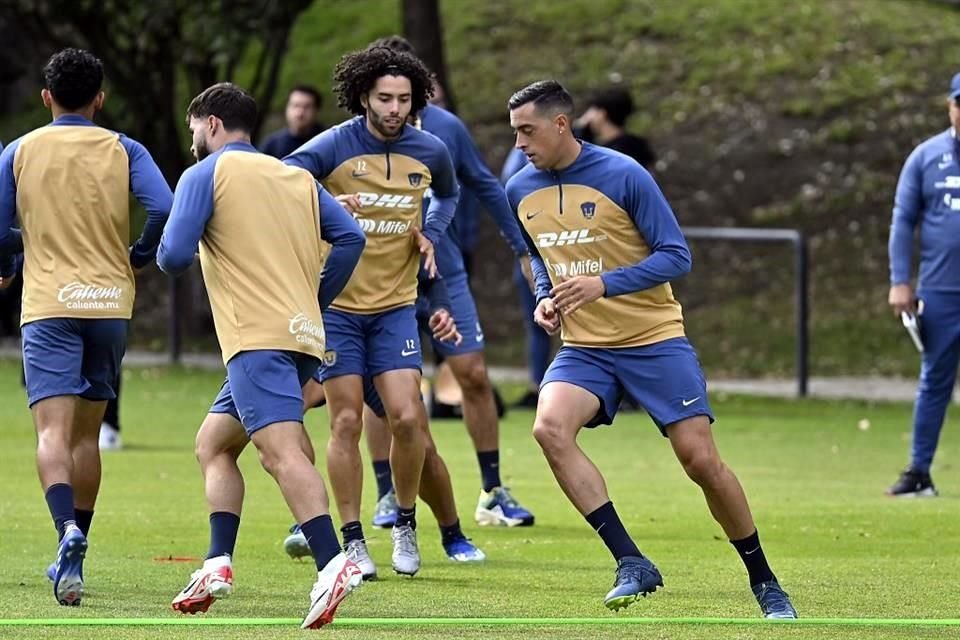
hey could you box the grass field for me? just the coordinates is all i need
[0,361,958,639]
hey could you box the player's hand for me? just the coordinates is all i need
[534,297,561,335]
[889,283,916,316]
[413,228,437,278]
[519,254,535,292]
[335,193,363,214]
[0,273,15,290]
[429,308,462,345]
[551,275,605,315]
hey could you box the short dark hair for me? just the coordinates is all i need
[42,48,104,111]
[186,82,258,133]
[588,88,634,127]
[333,45,434,116]
[508,80,574,117]
[288,84,322,108]
[370,35,417,57]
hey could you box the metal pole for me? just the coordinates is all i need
[794,234,809,397]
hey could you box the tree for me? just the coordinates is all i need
[402,0,456,113]
[6,0,311,181]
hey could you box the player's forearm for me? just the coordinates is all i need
[130,208,170,269]
[530,255,552,303]
[318,234,365,310]
[889,221,914,285]
[601,247,692,297]
[419,265,451,312]
[485,195,530,256]
[422,193,458,246]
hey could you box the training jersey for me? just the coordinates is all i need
[284,116,458,314]
[506,143,690,349]
[890,128,960,292]
[0,114,172,324]
[157,142,364,364]
[417,104,528,277]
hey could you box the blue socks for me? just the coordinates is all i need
[303,514,342,571]
[585,501,642,560]
[477,450,501,492]
[45,483,76,540]
[372,459,394,500]
[206,511,240,559]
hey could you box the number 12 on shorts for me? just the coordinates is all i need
[401,339,417,357]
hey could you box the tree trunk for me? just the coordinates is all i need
[402,0,456,113]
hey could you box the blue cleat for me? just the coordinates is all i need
[53,527,87,606]
[753,581,798,619]
[474,487,534,527]
[283,523,312,559]
[46,562,56,581]
[603,556,663,611]
[372,489,398,529]
[443,536,486,563]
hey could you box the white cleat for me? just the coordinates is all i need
[301,553,363,629]
[98,423,122,451]
[344,539,377,580]
[391,524,421,576]
[171,555,233,615]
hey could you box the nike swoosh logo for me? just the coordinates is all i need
[525,210,542,220]
[352,171,369,178]
[682,397,701,407]
[744,546,760,555]
[401,349,417,357]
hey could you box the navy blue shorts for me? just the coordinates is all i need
[21,318,127,407]
[210,350,320,436]
[315,305,421,382]
[417,272,484,357]
[541,337,714,434]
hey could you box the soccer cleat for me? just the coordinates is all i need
[443,536,486,563]
[45,562,56,582]
[752,581,798,619]
[475,486,535,527]
[512,390,539,409]
[603,555,663,611]
[344,539,377,580]
[391,524,421,576]
[171,555,234,615]
[301,552,363,629]
[53,526,87,606]
[886,468,938,498]
[98,422,122,451]
[284,523,312,559]
[372,488,398,529]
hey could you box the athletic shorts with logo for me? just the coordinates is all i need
[542,336,714,434]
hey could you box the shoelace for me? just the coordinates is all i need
[394,526,418,555]
[756,584,792,614]
[614,560,654,586]
[495,487,520,508]
[344,540,367,562]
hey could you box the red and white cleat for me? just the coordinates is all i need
[171,555,234,615]
[301,553,363,629]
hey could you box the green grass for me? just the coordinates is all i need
[0,361,958,638]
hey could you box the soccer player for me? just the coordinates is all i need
[505,80,797,618]
[284,44,458,577]
[886,72,960,498]
[0,48,172,607]
[284,267,486,569]
[365,36,535,529]
[158,82,365,628]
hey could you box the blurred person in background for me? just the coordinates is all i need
[575,87,656,169]
[259,85,325,159]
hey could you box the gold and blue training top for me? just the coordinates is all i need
[284,116,458,314]
[0,114,172,324]
[157,141,365,364]
[506,142,690,348]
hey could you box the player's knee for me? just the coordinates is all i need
[329,407,363,443]
[386,406,422,441]
[456,359,491,395]
[680,448,724,486]
[532,414,572,454]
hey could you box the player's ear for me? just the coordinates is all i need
[41,88,53,109]
[555,113,569,135]
[360,93,369,112]
[93,91,105,111]
[207,114,219,136]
